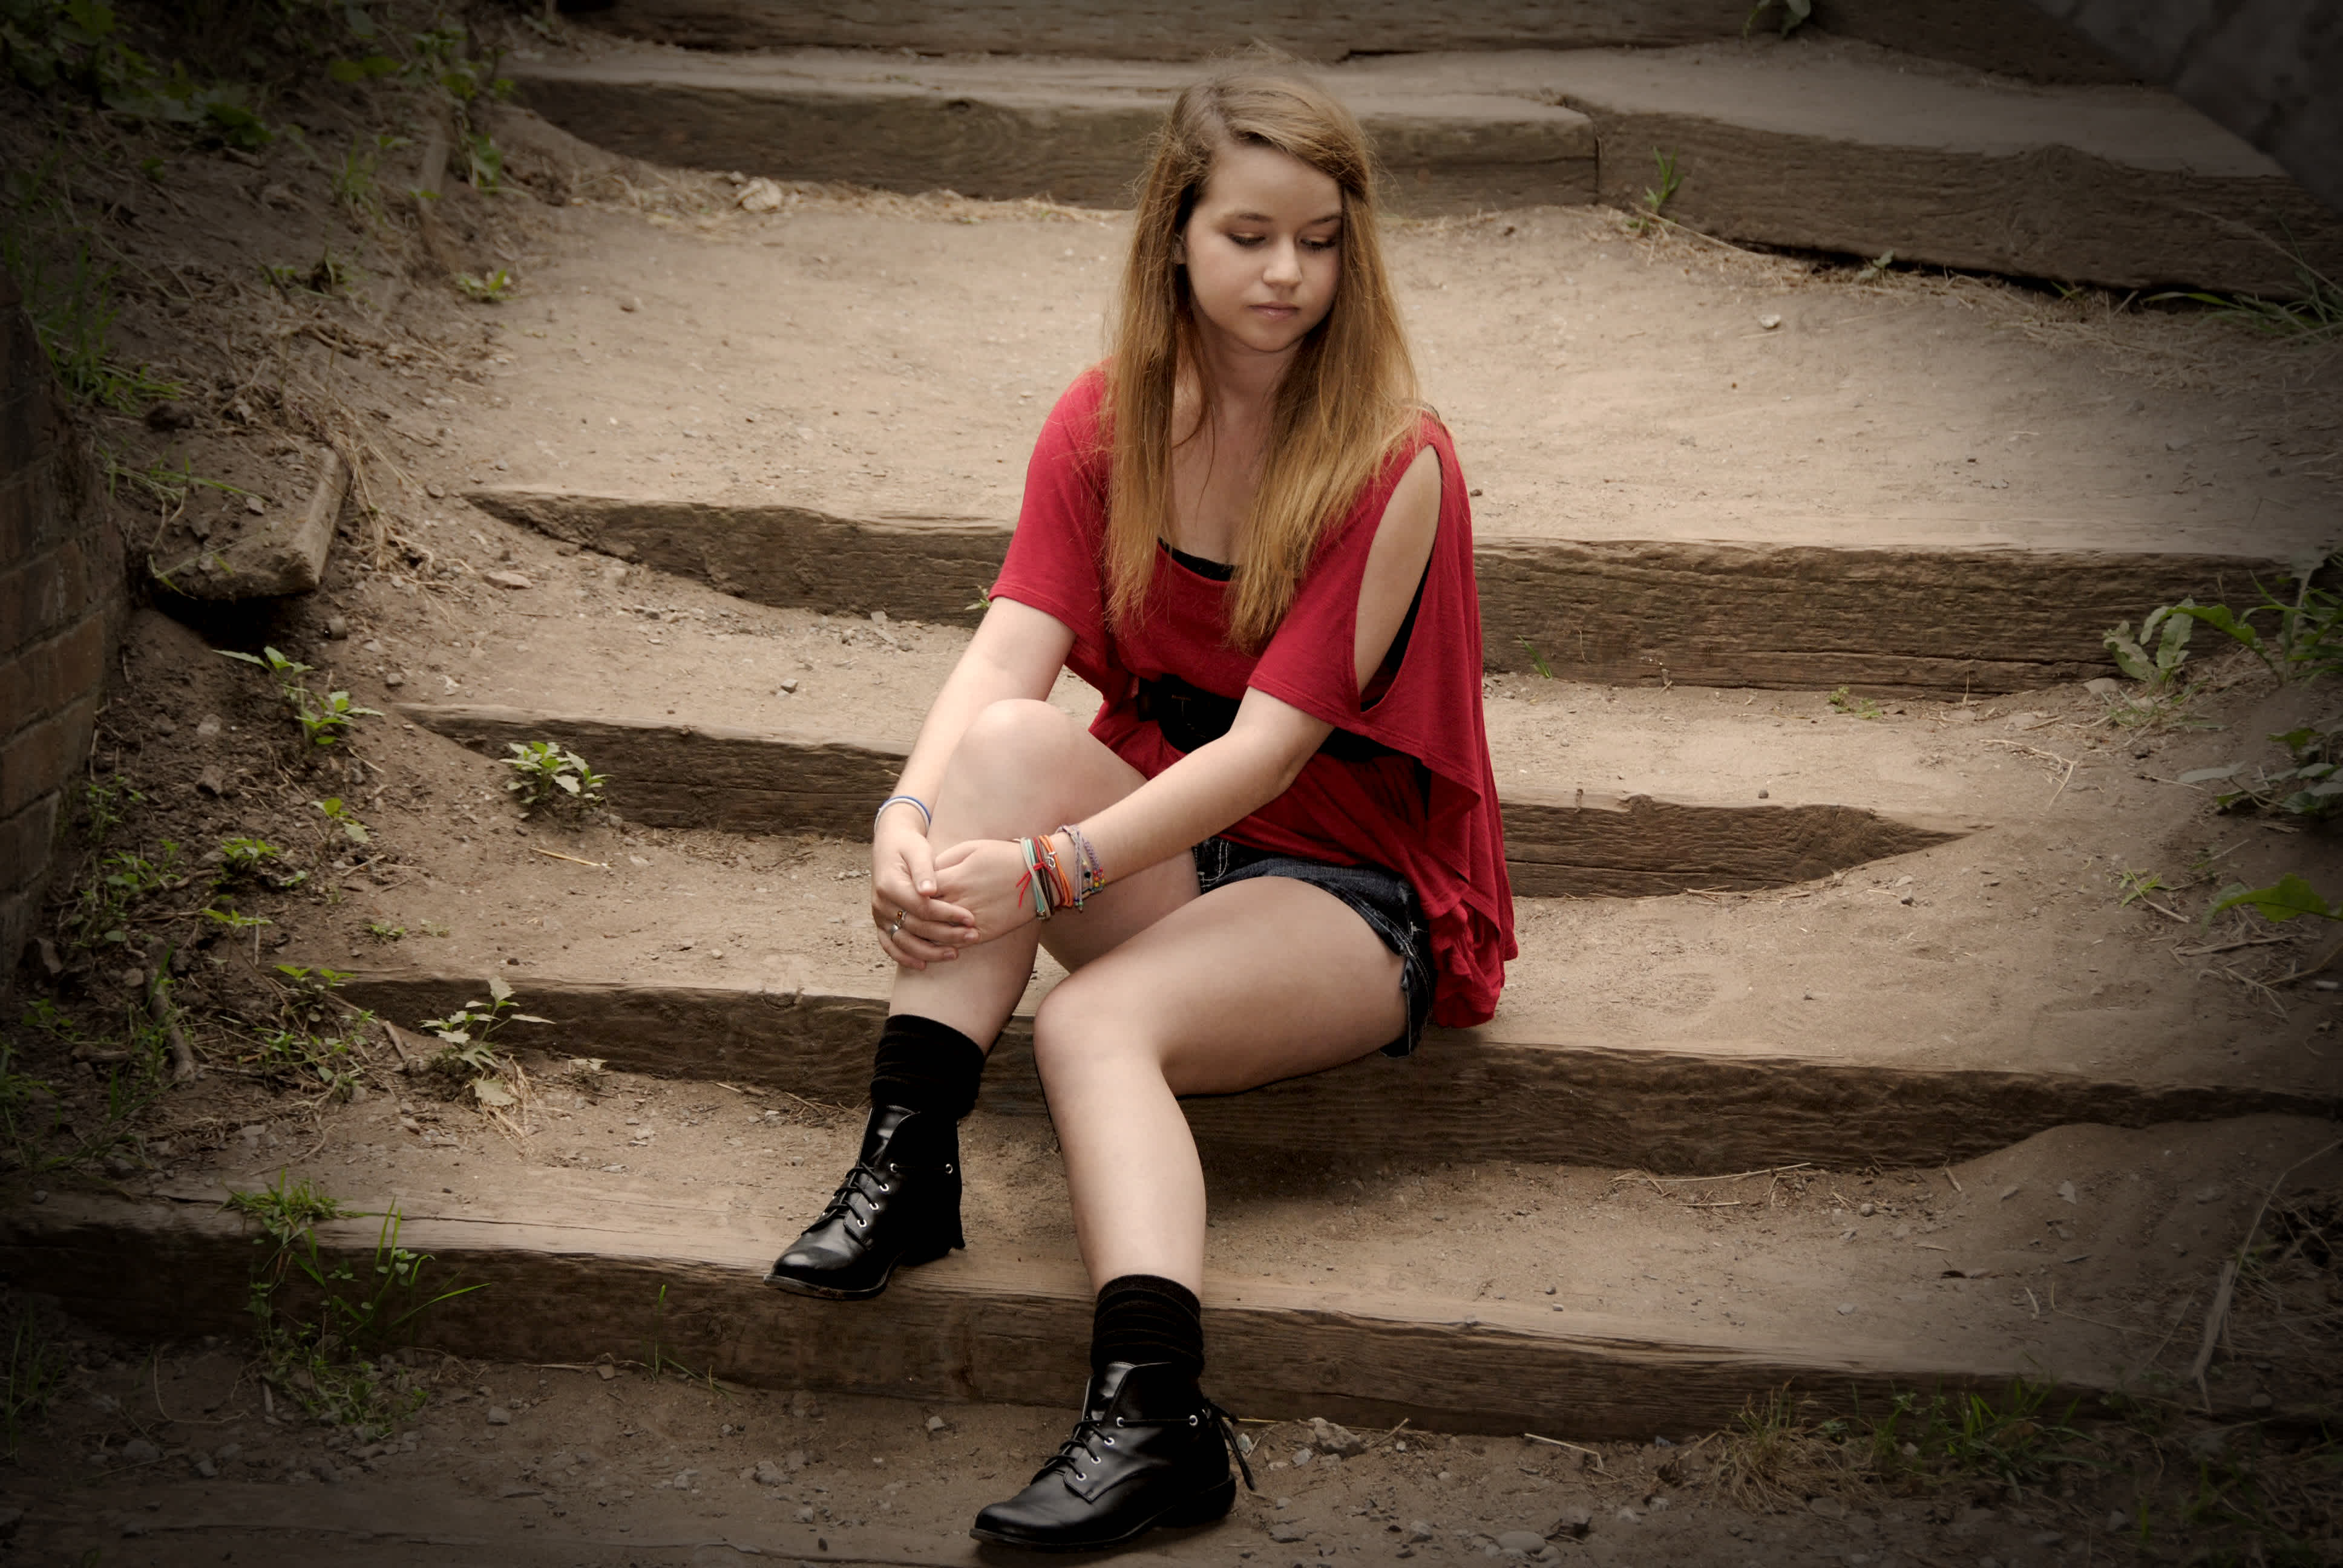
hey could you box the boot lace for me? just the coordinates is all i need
[810,1160,893,1233]
[1037,1396,1257,1491]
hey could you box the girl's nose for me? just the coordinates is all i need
[1263,240,1303,285]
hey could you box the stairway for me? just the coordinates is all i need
[6,4,2337,1446]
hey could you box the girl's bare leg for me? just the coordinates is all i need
[891,699,1201,1046]
[1032,878,1407,1294]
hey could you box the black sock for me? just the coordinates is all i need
[868,1014,986,1120]
[1091,1274,1204,1379]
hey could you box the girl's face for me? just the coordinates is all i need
[1174,142,1343,361]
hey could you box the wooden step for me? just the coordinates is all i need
[506,48,1598,217]
[469,486,2282,696]
[0,1182,2118,1442]
[573,0,2137,84]
[393,701,1971,898]
[334,967,2339,1174]
[506,38,2340,293]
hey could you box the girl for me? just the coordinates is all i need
[765,67,1515,1550]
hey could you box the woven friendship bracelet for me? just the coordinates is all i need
[1057,823,1106,903]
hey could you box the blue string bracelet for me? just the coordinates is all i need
[875,794,932,831]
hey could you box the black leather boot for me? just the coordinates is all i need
[968,1361,1254,1550]
[764,1105,964,1300]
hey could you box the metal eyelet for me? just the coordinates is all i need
[1187,1414,1199,1426]
[1115,1417,1126,1426]
[1072,1469,1086,1482]
[1103,1436,1116,1446]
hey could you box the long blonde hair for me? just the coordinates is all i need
[1101,68,1422,650]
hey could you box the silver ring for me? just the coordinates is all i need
[887,912,903,938]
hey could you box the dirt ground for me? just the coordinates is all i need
[4,8,2342,1564]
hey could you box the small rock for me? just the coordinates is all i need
[1757,788,1768,798]
[1614,1506,1642,1524]
[485,1406,512,1425]
[2085,677,2120,697]
[325,615,349,639]
[738,177,786,212]
[925,1414,949,1433]
[2058,1180,2077,1204]
[30,1191,45,1204]
[1758,313,1782,330]
[1496,1530,1547,1555]
[1835,1303,1857,1317]
[196,766,227,797]
[121,1439,162,1463]
[795,1505,816,1523]
[1807,1494,1846,1519]
[752,1459,787,1486]
[384,671,405,688]
[620,296,640,313]
[1547,1508,1592,1540]
[1307,1417,1367,1457]
[197,714,222,739]
[246,494,266,515]
[145,400,197,431]
[779,678,799,693]
[789,1391,821,1418]
[1268,1524,1306,1543]
[313,1460,342,1484]
[1857,1202,1875,1216]
[2248,1392,2273,1410]
[483,570,532,590]
[2192,1184,2224,1204]
[1408,1521,1436,1543]
[425,483,446,500]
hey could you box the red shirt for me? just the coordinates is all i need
[991,367,1515,1027]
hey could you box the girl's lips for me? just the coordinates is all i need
[1250,303,1298,316]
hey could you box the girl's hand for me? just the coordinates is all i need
[929,837,1041,944]
[871,811,977,970]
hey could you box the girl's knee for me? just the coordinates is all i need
[955,698,1070,776]
[1032,981,1157,1083]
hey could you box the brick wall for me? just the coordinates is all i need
[0,267,124,993]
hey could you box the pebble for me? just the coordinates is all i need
[485,1406,512,1425]
[796,1505,817,1523]
[1308,1417,1368,1457]
[2248,1393,2272,1410]
[196,714,221,739]
[1407,1521,1435,1542]
[1268,1524,1306,1543]
[752,1459,787,1486]
[1548,1508,1592,1539]
[779,678,799,694]
[1836,1302,1856,1315]
[120,1439,161,1463]
[2192,1184,2225,1204]
[1496,1530,1547,1554]
[483,570,533,590]
[384,671,405,688]
[313,1461,342,1484]
[325,615,349,638]
[924,1414,949,1433]
[1858,1202,1875,1216]
[194,1457,217,1478]
[1758,313,1782,329]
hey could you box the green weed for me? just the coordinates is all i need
[1827,685,1884,720]
[1627,148,1682,236]
[0,1292,68,1460]
[2106,603,2197,691]
[1856,249,1896,283]
[247,965,369,1098]
[331,131,406,222]
[501,740,607,814]
[1743,0,1812,37]
[0,224,177,411]
[1516,637,1556,680]
[313,796,370,844]
[262,251,355,297]
[217,646,381,747]
[2186,719,2343,819]
[419,975,545,1107]
[80,774,140,846]
[365,921,405,942]
[68,841,185,950]
[2116,866,2171,908]
[2210,872,2343,927]
[2149,240,2343,343]
[227,1171,478,1439]
[455,267,513,302]
[1717,1379,2093,1511]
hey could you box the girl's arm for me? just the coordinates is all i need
[932,446,1443,937]
[874,596,1075,967]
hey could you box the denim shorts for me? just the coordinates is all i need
[1190,836,1435,1058]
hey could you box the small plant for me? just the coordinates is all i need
[2148,241,2343,343]
[461,129,502,191]
[0,227,178,411]
[0,1292,68,1460]
[2116,866,2169,907]
[226,1171,478,1439]
[456,268,513,302]
[313,797,371,844]
[1827,685,1883,720]
[218,835,291,878]
[1516,637,1556,680]
[1743,0,1812,37]
[366,921,406,942]
[68,842,185,950]
[965,582,994,613]
[248,965,369,1099]
[217,646,381,747]
[2187,719,2343,818]
[1627,148,1682,235]
[1856,249,1896,283]
[80,774,141,846]
[202,901,272,961]
[419,975,546,1106]
[2211,873,2343,927]
[331,131,407,221]
[501,740,607,814]
[2106,603,2197,692]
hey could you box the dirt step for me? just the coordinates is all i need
[471,486,2283,696]
[508,47,1597,217]
[18,1108,2324,1437]
[506,36,2338,293]
[575,0,2135,84]
[394,701,1971,898]
[338,964,2338,1175]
